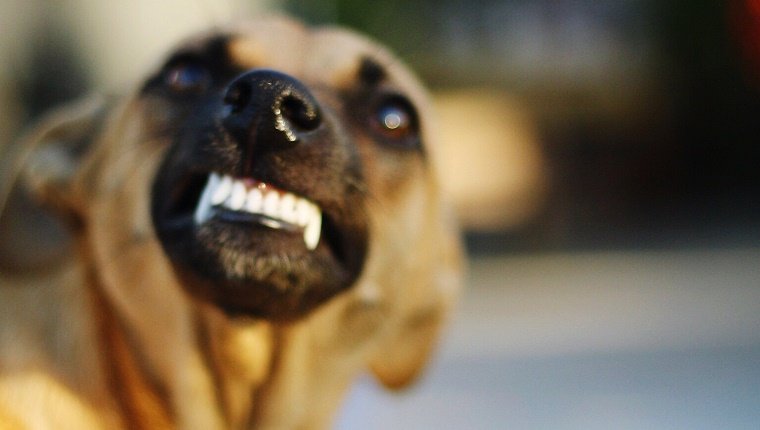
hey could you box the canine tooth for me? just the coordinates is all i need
[211,175,233,205]
[262,192,280,218]
[279,194,297,224]
[228,181,247,210]
[246,188,263,213]
[303,207,322,250]
[194,174,219,225]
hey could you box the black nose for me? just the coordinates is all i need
[221,70,321,147]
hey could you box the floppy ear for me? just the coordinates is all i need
[369,206,464,389]
[13,96,110,215]
[0,96,110,272]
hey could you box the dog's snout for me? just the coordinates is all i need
[222,70,321,147]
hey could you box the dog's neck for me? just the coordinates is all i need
[88,259,360,429]
[73,233,260,428]
[92,280,278,429]
[190,304,277,428]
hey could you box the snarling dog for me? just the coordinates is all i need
[0,16,462,429]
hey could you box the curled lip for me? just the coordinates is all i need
[194,173,323,250]
[154,167,359,271]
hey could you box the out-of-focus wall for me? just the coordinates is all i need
[0,0,38,148]
[0,0,281,145]
[39,0,279,92]
[434,89,546,231]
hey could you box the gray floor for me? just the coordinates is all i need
[336,247,760,429]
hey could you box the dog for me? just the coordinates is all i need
[0,16,462,429]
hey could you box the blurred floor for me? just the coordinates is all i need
[337,247,760,429]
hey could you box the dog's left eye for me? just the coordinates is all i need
[164,62,211,93]
[372,96,419,143]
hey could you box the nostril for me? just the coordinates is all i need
[221,70,323,147]
[223,80,252,114]
[280,94,321,132]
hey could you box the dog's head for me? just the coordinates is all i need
[8,17,460,324]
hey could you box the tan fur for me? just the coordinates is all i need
[0,16,462,429]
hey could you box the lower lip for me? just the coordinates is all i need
[210,209,302,232]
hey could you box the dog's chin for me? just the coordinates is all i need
[152,172,368,322]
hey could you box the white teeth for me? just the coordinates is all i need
[262,192,280,218]
[279,194,297,224]
[211,174,233,205]
[295,199,312,226]
[246,188,263,212]
[229,182,247,210]
[194,173,323,250]
[194,173,219,225]
[303,206,322,251]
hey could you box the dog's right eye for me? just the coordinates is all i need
[164,62,211,93]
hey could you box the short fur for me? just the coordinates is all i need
[0,17,462,429]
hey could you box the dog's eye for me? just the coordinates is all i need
[164,62,210,93]
[372,96,419,142]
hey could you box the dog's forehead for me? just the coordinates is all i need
[228,21,397,88]
[172,18,414,90]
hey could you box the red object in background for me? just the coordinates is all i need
[732,0,760,86]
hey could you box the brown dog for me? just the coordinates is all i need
[0,16,462,429]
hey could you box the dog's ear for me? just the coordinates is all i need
[370,206,464,389]
[14,96,110,216]
[0,96,109,272]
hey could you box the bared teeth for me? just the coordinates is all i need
[262,192,279,218]
[303,208,322,251]
[229,182,247,210]
[279,194,297,224]
[194,173,220,225]
[295,199,312,226]
[246,188,263,213]
[211,174,233,205]
[194,173,322,250]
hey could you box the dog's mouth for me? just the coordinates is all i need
[161,168,357,268]
[153,164,367,320]
[192,172,324,251]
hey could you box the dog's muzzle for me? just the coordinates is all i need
[151,67,368,320]
[193,72,326,250]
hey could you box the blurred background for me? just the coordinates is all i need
[1,0,759,428]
